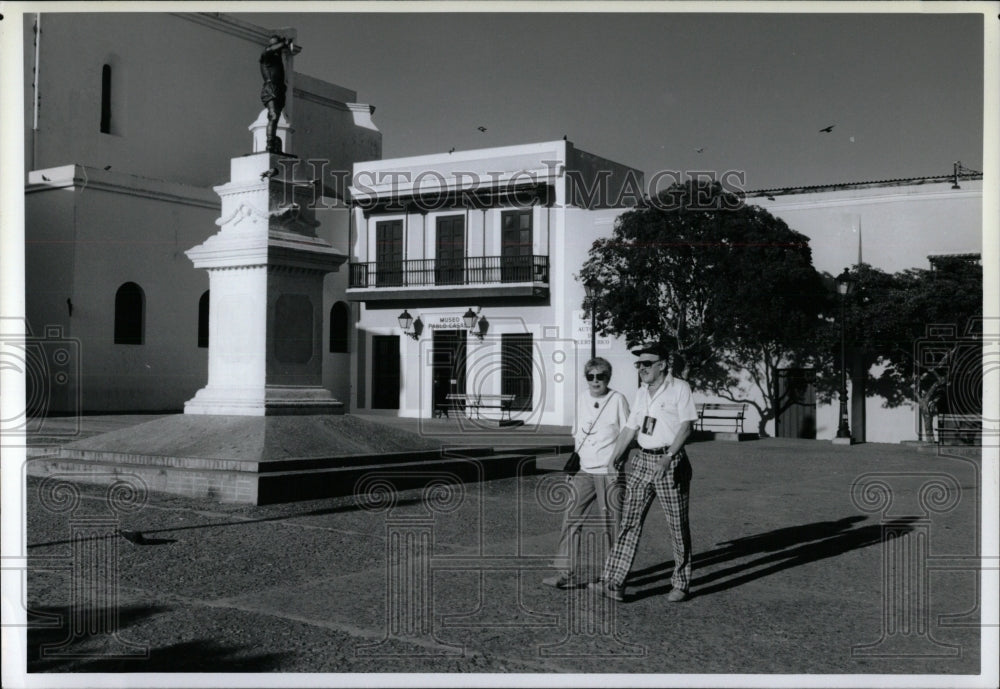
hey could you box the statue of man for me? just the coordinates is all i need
[259,35,294,154]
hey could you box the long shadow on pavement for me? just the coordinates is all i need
[27,495,428,549]
[626,515,918,601]
[27,603,285,672]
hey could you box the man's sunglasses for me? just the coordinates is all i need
[585,372,608,382]
[634,359,662,369]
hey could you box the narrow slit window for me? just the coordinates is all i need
[100,64,112,134]
[197,291,210,348]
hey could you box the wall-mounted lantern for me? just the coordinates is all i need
[463,307,489,341]
[398,309,423,340]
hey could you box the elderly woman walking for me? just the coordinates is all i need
[543,357,630,589]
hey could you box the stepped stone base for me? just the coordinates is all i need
[25,414,536,505]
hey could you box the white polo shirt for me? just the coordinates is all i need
[626,376,699,450]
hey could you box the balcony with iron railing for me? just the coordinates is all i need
[346,255,550,301]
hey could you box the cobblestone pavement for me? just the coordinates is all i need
[17,435,986,679]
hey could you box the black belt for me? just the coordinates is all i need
[640,446,673,456]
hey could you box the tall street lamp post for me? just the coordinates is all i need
[834,268,856,444]
[583,278,600,360]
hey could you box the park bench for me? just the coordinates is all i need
[696,402,747,433]
[935,413,982,446]
[446,393,517,422]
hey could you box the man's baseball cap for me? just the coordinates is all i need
[630,342,671,359]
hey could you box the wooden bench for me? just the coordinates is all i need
[446,393,517,422]
[936,413,982,445]
[696,403,747,433]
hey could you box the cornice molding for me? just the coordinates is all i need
[171,13,271,45]
[26,166,219,210]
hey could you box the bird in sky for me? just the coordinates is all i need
[819,125,835,133]
[104,164,112,170]
[695,147,705,153]
[449,147,455,154]
[477,126,487,132]
[41,174,50,181]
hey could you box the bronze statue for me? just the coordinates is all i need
[260,35,294,154]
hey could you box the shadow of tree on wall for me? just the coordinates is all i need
[27,603,286,672]
[625,515,918,601]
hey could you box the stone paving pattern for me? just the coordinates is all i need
[22,429,983,675]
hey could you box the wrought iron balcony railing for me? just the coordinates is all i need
[348,255,549,289]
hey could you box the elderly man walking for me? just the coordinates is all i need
[590,342,699,602]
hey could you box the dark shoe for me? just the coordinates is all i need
[542,573,583,589]
[667,588,688,602]
[588,580,624,601]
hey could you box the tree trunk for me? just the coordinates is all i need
[918,397,934,442]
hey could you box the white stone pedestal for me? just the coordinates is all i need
[185,151,346,416]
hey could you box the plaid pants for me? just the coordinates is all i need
[601,448,692,592]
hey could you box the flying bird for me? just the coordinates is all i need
[448,147,455,154]
[41,174,50,181]
[103,165,112,170]
[695,147,705,153]
[477,126,487,132]
[819,125,835,133]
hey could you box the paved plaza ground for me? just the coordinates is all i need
[17,416,986,678]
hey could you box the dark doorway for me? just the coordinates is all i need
[775,368,817,438]
[501,333,533,412]
[432,329,466,413]
[371,335,400,409]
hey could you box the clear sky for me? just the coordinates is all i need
[236,6,985,191]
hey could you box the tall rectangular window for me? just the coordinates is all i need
[100,64,112,134]
[435,215,465,285]
[501,333,533,412]
[501,210,532,282]
[375,220,403,286]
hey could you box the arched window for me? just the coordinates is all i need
[197,290,210,348]
[114,282,144,345]
[329,301,350,353]
[100,64,112,134]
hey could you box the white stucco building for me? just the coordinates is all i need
[22,12,380,413]
[347,144,983,442]
[346,140,644,431]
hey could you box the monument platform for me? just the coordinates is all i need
[25,414,546,505]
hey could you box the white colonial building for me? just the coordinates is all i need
[346,140,644,430]
[22,12,380,413]
[346,145,983,442]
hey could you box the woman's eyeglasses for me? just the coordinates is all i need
[585,372,608,382]
[633,359,662,369]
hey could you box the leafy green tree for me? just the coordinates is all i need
[580,180,828,436]
[820,259,983,440]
